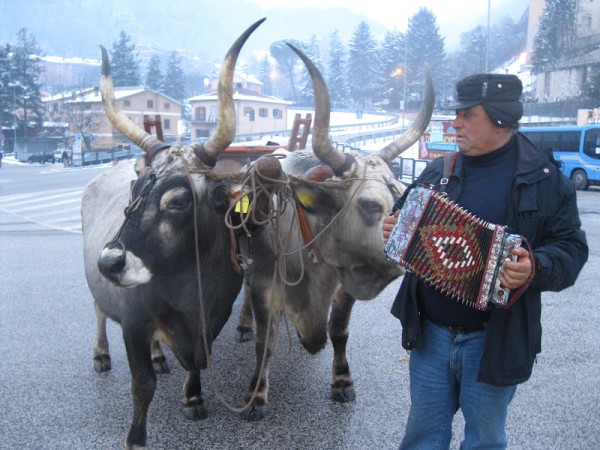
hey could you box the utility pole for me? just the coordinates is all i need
[485,0,491,72]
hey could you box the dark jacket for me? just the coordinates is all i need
[391,132,588,386]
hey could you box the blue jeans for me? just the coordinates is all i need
[399,320,517,450]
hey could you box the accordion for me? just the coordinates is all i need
[384,185,522,310]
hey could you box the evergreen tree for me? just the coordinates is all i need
[162,51,186,102]
[456,25,488,79]
[298,35,324,105]
[270,39,304,102]
[404,8,446,106]
[258,56,274,96]
[0,43,16,134]
[378,29,404,110]
[531,0,576,73]
[583,67,600,103]
[12,28,45,132]
[145,53,163,91]
[327,30,349,109]
[488,16,527,70]
[347,21,379,109]
[110,31,141,87]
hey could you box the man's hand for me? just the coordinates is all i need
[383,210,400,244]
[500,246,533,290]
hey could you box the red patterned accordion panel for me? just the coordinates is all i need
[384,185,522,310]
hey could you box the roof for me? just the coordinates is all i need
[43,87,181,106]
[189,89,292,106]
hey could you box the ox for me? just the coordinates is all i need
[237,45,434,420]
[82,19,278,449]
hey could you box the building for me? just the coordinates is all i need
[531,0,600,102]
[189,70,292,141]
[39,56,101,95]
[43,87,182,151]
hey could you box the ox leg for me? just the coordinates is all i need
[182,370,207,421]
[240,290,279,421]
[122,325,156,450]
[329,289,356,403]
[93,303,111,373]
[150,340,170,374]
[236,280,254,343]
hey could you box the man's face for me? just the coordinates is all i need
[452,105,509,156]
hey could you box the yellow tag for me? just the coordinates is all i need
[235,196,250,213]
[296,190,314,209]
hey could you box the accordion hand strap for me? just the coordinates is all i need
[503,236,536,309]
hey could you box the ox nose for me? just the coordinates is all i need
[98,241,126,282]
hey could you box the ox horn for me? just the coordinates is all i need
[286,44,356,177]
[376,70,434,164]
[190,18,266,168]
[100,46,166,159]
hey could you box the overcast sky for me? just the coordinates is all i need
[245,0,529,50]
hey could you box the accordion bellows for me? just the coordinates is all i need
[384,185,522,310]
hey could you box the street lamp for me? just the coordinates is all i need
[392,66,406,127]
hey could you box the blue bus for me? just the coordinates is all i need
[519,125,600,190]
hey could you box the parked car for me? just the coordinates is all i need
[53,149,64,163]
[27,153,55,164]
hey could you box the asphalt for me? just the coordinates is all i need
[0,187,598,450]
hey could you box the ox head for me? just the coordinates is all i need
[96,18,283,287]
[284,45,434,299]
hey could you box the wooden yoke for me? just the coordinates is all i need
[287,113,312,151]
[143,115,164,142]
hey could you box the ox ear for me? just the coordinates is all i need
[134,157,148,176]
[208,180,241,212]
[292,183,337,215]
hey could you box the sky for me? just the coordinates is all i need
[246,0,529,50]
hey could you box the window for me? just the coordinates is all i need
[584,130,600,159]
[195,129,209,138]
[147,99,154,108]
[273,109,283,119]
[258,108,268,118]
[163,118,170,130]
[164,102,170,109]
[244,107,255,121]
[124,99,131,107]
[559,131,580,153]
[195,107,206,121]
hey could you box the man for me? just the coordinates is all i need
[383,73,588,449]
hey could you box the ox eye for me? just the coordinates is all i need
[168,194,192,211]
[161,188,192,212]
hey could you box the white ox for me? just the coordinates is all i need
[236,45,434,420]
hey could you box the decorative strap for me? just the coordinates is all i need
[296,203,323,263]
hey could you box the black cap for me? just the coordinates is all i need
[446,73,524,128]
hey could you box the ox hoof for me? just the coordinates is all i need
[93,354,111,373]
[240,406,266,422]
[331,382,356,403]
[236,326,254,343]
[152,355,170,374]
[183,401,208,421]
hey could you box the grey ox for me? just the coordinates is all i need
[81,19,280,450]
[237,45,434,420]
